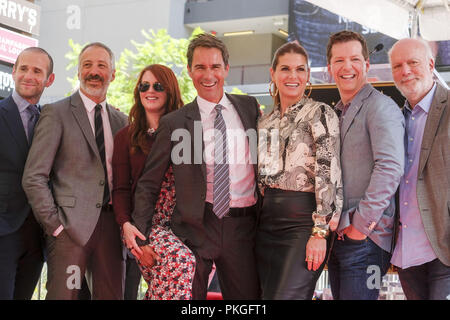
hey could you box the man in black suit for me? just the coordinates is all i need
[132,33,260,299]
[0,47,54,299]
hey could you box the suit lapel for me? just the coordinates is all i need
[106,103,122,137]
[184,98,206,182]
[226,93,252,131]
[0,96,29,154]
[418,84,447,175]
[340,84,372,143]
[70,91,100,158]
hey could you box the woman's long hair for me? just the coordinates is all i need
[128,64,183,154]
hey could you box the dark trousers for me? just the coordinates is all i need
[124,256,141,300]
[0,213,44,300]
[191,205,260,300]
[328,235,391,300]
[397,258,450,300]
[45,208,125,300]
[77,252,140,300]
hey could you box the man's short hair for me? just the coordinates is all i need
[15,47,54,77]
[326,30,369,64]
[388,37,435,64]
[187,33,229,68]
[79,42,115,69]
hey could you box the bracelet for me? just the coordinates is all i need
[311,226,329,239]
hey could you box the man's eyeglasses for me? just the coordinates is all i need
[138,82,164,92]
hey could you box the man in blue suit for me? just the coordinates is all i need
[0,47,55,299]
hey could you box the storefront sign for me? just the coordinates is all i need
[0,0,41,35]
[0,26,38,64]
[0,63,14,98]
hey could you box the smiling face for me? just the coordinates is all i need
[139,70,167,116]
[271,52,310,109]
[328,40,369,104]
[78,45,115,103]
[188,47,229,104]
[12,50,55,104]
[390,39,435,107]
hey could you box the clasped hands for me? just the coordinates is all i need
[122,222,160,268]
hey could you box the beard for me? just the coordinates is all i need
[80,74,109,100]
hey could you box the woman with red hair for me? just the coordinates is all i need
[112,64,195,300]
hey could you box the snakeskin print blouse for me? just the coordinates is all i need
[258,97,343,231]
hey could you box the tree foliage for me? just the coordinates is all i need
[65,28,203,114]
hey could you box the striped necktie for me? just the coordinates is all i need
[94,104,110,205]
[213,104,230,219]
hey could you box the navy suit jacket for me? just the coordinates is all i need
[0,95,32,236]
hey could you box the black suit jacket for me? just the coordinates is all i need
[0,95,32,236]
[132,93,260,247]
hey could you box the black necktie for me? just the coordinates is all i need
[94,104,110,205]
[27,104,40,144]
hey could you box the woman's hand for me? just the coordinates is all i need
[305,236,327,271]
[138,245,160,268]
[122,221,146,258]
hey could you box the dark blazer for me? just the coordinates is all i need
[112,125,154,227]
[0,95,32,236]
[415,83,450,266]
[133,93,260,247]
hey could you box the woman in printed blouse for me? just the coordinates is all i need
[112,64,195,300]
[257,42,343,299]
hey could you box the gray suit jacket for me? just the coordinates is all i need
[22,91,128,246]
[415,83,450,266]
[338,83,405,252]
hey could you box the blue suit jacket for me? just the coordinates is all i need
[0,95,32,236]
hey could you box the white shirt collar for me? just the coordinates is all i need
[78,89,107,113]
[197,93,231,116]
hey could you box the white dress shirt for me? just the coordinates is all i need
[79,89,114,198]
[197,94,256,208]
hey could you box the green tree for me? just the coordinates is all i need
[65,28,203,114]
[65,27,266,116]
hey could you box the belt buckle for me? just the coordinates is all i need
[223,209,232,218]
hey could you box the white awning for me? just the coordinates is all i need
[305,0,450,41]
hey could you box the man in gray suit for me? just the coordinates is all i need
[389,38,450,300]
[326,31,405,300]
[22,42,128,299]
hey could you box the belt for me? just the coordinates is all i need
[205,202,256,218]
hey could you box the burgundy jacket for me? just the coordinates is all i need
[112,125,154,227]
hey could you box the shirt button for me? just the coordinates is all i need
[409,138,413,141]
[411,117,415,120]
[409,159,413,163]
[405,180,409,184]
[403,224,408,229]
[404,202,408,206]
